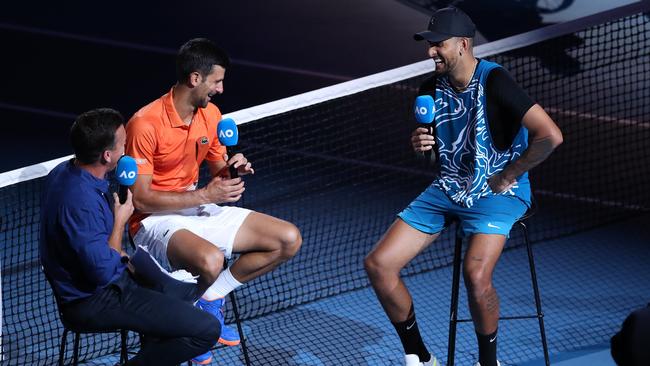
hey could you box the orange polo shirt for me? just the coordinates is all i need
[125,87,226,235]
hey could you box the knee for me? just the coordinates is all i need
[278,223,302,260]
[364,252,388,282]
[463,266,493,299]
[197,249,224,282]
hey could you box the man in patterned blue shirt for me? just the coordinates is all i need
[365,7,563,366]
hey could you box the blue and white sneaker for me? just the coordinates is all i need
[191,350,213,364]
[196,297,241,346]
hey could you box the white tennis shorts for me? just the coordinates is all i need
[132,204,252,270]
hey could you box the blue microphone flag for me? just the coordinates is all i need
[217,118,239,146]
[116,155,137,186]
[414,95,435,124]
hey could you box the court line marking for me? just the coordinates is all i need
[546,107,650,129]
[536,189,647,211]
[0,102,76,120]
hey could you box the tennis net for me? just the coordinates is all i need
[1,2,648,364]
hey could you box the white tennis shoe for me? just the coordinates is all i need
[474,361,501,366]
[404,354,438,366]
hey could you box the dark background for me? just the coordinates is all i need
[0,0,633,172]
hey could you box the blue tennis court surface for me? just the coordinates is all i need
[521,346,614,366]
[83,213,650,365]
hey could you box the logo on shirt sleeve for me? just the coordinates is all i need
[200,136,209,145]
[135,158,148,165]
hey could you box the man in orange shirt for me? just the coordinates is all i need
[126,38,302,364]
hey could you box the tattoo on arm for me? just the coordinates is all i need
[504,135,556,179]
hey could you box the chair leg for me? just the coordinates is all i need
[72,332,80,366]
[447,232,463,366]
[521,221,550,366]
[223,257,252,366]
[229,290,251,366]
[59,328,69,366]
[120,329,128,364]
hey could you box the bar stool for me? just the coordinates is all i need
[446,199,550,366]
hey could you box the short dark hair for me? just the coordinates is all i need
[176,38,230,83]
[70,108,124,165]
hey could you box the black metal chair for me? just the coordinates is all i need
[223,257,252,366]
[446,199,550,366]
[42,267,129,366]
[58,328,129,366]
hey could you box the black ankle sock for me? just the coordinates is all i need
[392,304,431,362]
[476,328,498,366]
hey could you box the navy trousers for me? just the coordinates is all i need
[60,270,219,366]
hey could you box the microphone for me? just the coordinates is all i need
[217,117,239,179]
[116,155,137,204]
[414,95,436,165]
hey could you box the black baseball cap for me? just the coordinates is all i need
[414,7,476,43]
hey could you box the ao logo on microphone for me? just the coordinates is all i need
[119,170,136,180]
[415,105,430,116]
[217,117,239,146]
[219,129,235,139]
[116,155,138,186]
[414,95,435,124]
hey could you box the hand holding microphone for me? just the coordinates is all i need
[116,155,138,204]
[114,155,137,224]
[413,95,437,166]
[217,118,253,178]
[217,118,240,178]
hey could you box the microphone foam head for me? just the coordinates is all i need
[116,155,138,186]
[414,95,435,124]
[217,118,239,146]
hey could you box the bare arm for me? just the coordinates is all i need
[489,104,563,192]
[207,159,228,178]
[131,173,245,213]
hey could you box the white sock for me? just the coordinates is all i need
[202,267,243,300]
